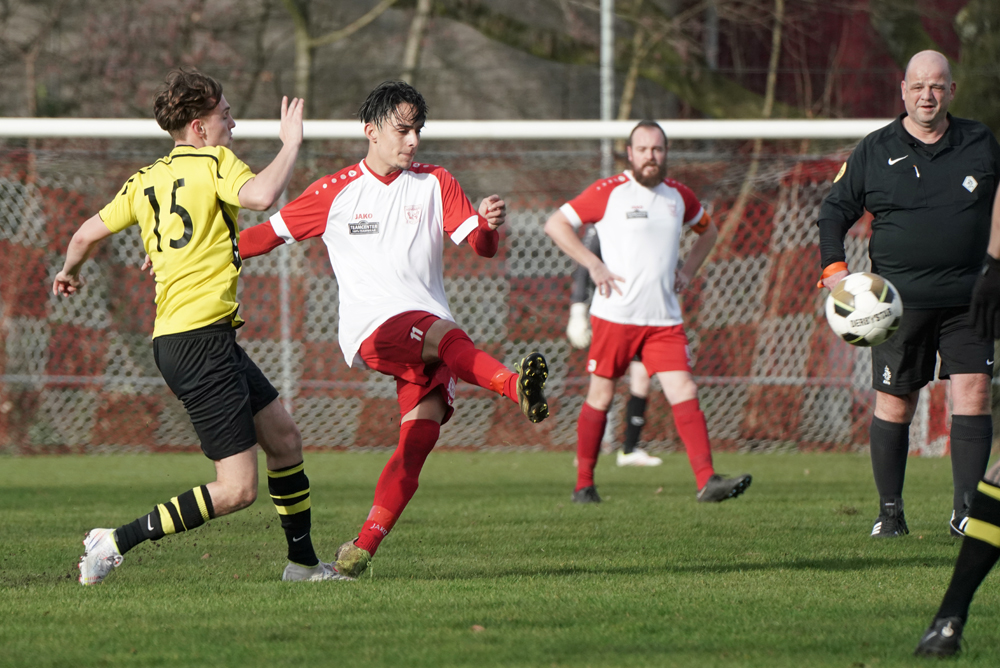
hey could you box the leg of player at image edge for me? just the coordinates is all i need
[573,398,751,503]
[915,477,1000,657]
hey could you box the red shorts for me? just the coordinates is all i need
[358,311,457,424]
[587,316,692,379]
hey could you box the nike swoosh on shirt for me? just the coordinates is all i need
[292,534,308,542]
[888,155,909,165]
[147,517,154,531]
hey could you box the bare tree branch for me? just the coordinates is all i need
[401,0,432,84]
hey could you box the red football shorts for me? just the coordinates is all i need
[357,310,457,424]
[587,316,692,378]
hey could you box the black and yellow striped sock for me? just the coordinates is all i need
[268,461,318,567]
[113,485,215,555]
[937,480,1000,621]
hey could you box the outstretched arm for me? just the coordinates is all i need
[237,96,304,211]
[239,221,285,260]
[53,214,114,296]
[544,210,624,297]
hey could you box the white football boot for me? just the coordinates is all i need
[282,560,355,582]
[78,528,123,585]
[616,448,663,467]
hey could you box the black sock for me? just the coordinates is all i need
[950,415,993,515]
[869,416,909,500]
[268,461,318,567]
[623,395,647,454]
[114,485,215,555]
[937,481,1000,621]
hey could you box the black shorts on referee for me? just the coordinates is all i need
[153,323,279,460]
[871,306,994,396]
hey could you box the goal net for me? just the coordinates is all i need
[0,120,959,456]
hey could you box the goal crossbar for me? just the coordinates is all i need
[0,118,892,140]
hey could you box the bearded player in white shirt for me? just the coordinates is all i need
[238,81,549,578]
[545,120,751,504]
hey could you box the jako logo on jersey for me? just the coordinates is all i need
[587,359,597,373]
[883,366,892,385]
[446,377,456,403]
[626,207,648,219]
[404,205,422,224]
[348,221,379,235]
[354,212,373,219]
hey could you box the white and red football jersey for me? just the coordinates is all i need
[560,171,706,327]
[265,160,484,366]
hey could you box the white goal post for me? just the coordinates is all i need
[0,117,892,140]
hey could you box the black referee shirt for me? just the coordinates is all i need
[817,112,1000,308]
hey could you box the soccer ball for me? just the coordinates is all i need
[824,272,903,347]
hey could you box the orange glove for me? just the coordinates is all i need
[817,262,848,289]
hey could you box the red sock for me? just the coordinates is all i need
[672,398,714,489]
[576,403,606,491]
[355,419,439,555]
[437,328,517,402]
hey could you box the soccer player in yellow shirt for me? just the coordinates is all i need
[53,69,346,584]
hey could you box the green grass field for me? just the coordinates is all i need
[2,451,998,667]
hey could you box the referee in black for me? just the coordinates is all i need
[817,50,1000,538]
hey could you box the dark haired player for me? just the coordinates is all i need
[818,50,1000,538]
[54,70,344,583]
[545,120,751,503]
[238,81,549,578]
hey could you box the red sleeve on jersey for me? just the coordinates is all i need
[279,167,361,241]
[465,218,499,258]
[666,178,705,225]
[239,223,283,259]
[421,164,483,234]
[565,177,619,225]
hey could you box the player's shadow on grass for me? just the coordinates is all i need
[432,554,958,581]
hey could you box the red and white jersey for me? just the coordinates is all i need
[267,160,482,366]
[560,171,706,327]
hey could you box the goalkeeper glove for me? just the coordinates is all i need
[566,302,592,349]
[817,261,848,289]
[970,254,1000,340]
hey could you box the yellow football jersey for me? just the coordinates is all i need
[100,145,255,338]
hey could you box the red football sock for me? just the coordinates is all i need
[437,328,517,402]
[672,398,714,489]
[355,419,439,555]
[576,403,607,491]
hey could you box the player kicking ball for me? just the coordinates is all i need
[545,120,751,504]
[55,70,345,584]
[238,81,549,578]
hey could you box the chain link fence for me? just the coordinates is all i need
[0,137,970,455]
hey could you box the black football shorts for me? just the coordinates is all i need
[871,306,994,395]
[153,323,279,460]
